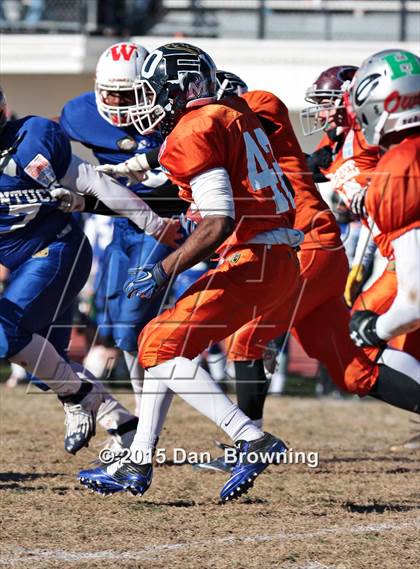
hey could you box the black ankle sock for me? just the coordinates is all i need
[234,359,268,421]
[369,364,420,414]
[58,380,92,405]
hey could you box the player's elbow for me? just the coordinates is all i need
[219,215,235,238]
[202,215,235,246]
[214,215,235,241]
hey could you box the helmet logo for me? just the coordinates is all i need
[110,43,137,62]
[354,73,381,107]
[384,90,420,113]
[382,51,420,80]
[142,50,164,79]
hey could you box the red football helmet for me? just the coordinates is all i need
[300,65,358,136]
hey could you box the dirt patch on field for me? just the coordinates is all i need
[0,387,419,568]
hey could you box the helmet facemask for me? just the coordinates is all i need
[95,84,138,127]
[300,85,351,136]
[129,78,166,134]
[300,66,358,136]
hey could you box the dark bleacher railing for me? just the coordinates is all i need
[0,0,418,41]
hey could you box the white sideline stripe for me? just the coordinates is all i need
[1,519,419,565]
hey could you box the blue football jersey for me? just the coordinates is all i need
[60,92,185,216]
[0,116,72,269]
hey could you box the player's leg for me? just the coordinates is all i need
[294,289,420,413]
[111,228,173,416]
[1,228,104,451]
[228,248,343,427]
[79,244,299,500]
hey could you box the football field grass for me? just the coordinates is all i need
[0,386,419,568]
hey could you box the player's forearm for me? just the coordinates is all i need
[59,155,165,235]
[161,216,234,276]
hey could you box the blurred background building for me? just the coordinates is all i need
[0,0,420,153]
[1,1,418,153]
[1,1,419,41]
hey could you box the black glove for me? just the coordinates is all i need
[349,310,387,348]
[306,146,334,183]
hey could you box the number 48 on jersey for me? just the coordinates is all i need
[244,127,295,214]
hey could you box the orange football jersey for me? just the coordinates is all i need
[319,126,381,205]
[365,133,420,259]
[243,90,341,250]
[158,96,296,249]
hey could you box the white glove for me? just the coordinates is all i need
[96,154,150,183]
[50,188,85,213]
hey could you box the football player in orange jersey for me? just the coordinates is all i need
[78,43,304,501]
[302,65,382,292]
[304,64,419,363]
[216,71,420,432]
[348,49,420,376]
[100,66,420,472]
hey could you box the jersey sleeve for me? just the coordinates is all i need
[159,113,227,184]
[20,117,72,187]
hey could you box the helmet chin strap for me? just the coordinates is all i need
[372,110,389,146]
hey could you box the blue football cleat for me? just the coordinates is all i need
[220,432,287,503]
[78,461,153,496]
[193,441,236,473]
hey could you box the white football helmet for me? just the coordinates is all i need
[0,86,8,131]
[95,42,149,127]
[349,49,420,146]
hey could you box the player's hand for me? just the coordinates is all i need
[349,188,367,219]
[153,217,184,249]
[349,310,387,348]
[344,264,364,307]
[124,261,169,299]
[308,146,333,170]
[96,155,149,183]
[50,188,85,213]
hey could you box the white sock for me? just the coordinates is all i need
[379,348,420,385]
[123,350,144,416]
[10,334,82,396]
[10,363,27,380]
[252,418,263,429]
[269,372,286,394]
[70,362,135,431]
[130,370,174,464]
[207,349,226,382]
[147,357,263,442]
[83,345,117,379]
